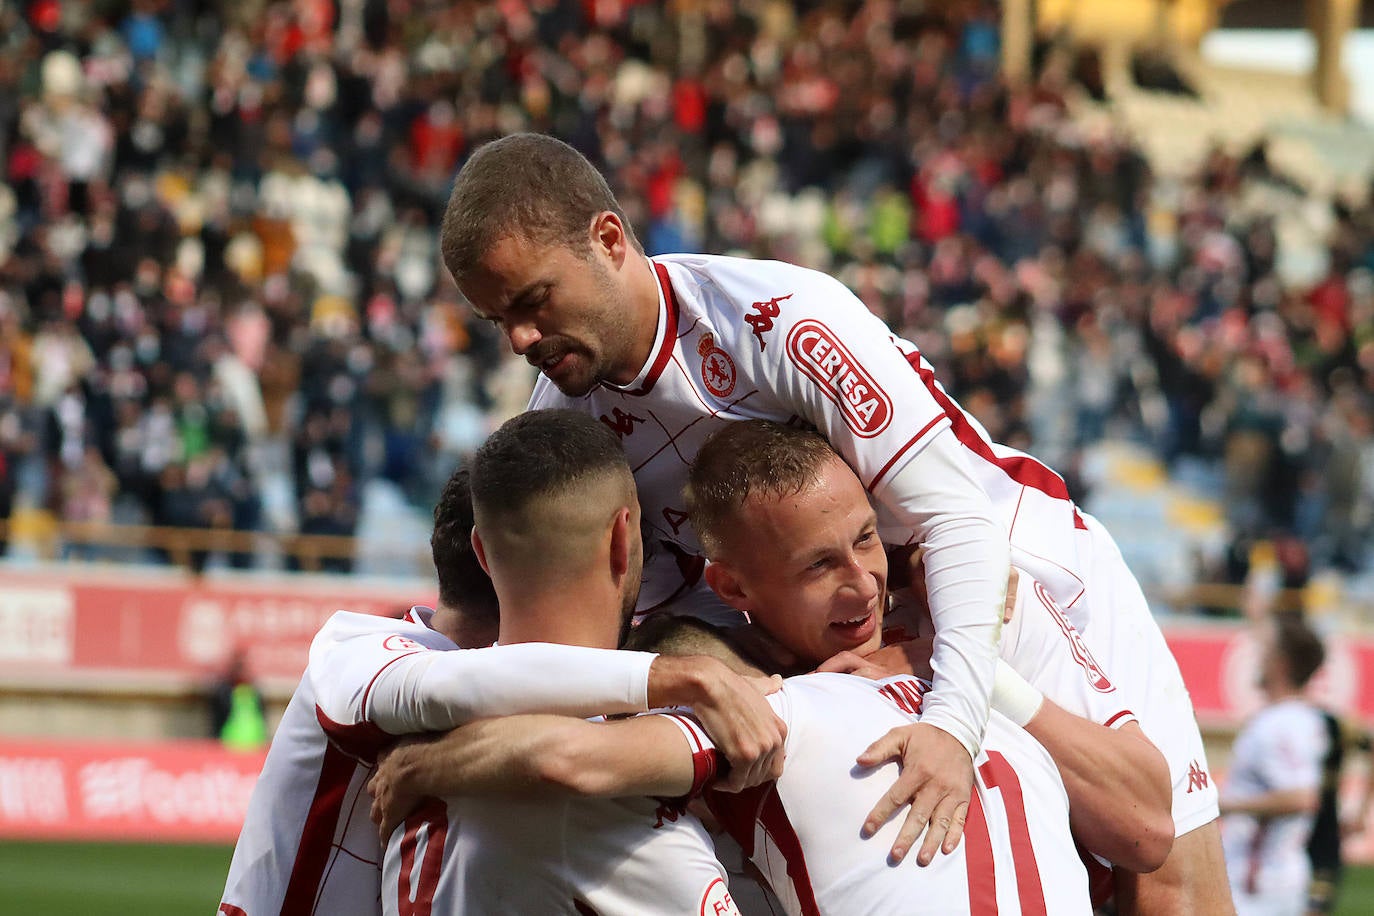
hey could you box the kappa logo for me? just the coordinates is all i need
[785,320,893,437]
[1186,760,1210,794]
[697,333,737,398]
[700,877,743,916]
[745,294,791,351]
[1034,580,1114,693]
[600,407,646,440]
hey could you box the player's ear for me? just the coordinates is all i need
[471,526,491,576]
[704,561,750,611]
[609,506,632,579]
[590,211,628,267]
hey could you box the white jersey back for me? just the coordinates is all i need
[677,672,1090,916]
[1223,698,1328,900]
[220,608,455,916]
[529,254,1088,611]
[381,785,739,915]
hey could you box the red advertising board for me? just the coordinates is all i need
[0,739,266,843]
[1162,622,1374,730]
[0,567,430,691]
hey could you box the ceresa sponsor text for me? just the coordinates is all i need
[785,320,893,437]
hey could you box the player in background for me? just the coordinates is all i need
[438,133,1224,897]
[376,408,765,915]
[1306,707,1374,915]
[1221,614,1329,916]
[219,460,779,915]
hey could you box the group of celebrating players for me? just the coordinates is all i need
[220,133,1251,915]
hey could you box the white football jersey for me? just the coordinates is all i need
[381,791,739,916]
[673,672,1091,916]
[219,608,658,916]
[1223,698,1328,912]
[531,254,1092,755]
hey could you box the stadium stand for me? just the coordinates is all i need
[0,0,1370,615]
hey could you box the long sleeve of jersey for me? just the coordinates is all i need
[874,434,1006,756]
[308,612,656,735]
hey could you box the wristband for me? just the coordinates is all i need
[990,661,1044,728]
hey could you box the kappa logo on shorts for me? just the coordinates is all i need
[785,320,893,437]
[700,877,742,916]
[697,333,737,398]
[1186,760,1210,793]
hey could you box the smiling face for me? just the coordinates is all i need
[705,454,888,666]
[460,226,641,397]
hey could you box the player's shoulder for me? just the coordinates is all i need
[656,253,846,311]
[310,607,455,656]
[529,373,578,409]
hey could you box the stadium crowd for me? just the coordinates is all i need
[0,0,1371,584]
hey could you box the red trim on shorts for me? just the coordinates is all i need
[866,414,947,493]
[903,352,1086,529]
[281,742,357,914]
[1075,839,1116,909]
[620,262,681,397]
[217,905,248,916]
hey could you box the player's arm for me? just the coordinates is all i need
[368,713,708,838]
[993,663,1173,871]
[309,612,778,750]
[1218,788,1319,818]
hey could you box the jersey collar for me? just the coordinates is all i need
[603,259,679,397]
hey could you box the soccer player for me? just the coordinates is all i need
[438,132,1225,900]
[218,458,779,914]
[377,408,760,915]
[1306,709,1373,915]
[1221,614,1329,916]
[367,443,1098,914]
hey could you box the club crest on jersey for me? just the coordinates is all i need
[697,333,737,398]
[382,634,424,652]
[785,320,892,437]
[700,877,743,916]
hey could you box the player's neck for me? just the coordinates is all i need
[496,580,623,650]
[430,604,497,649]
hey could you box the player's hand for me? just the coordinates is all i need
[368,735,432,842]
[690,661,787,793]
[856,722,973,866]
[815,644,923,680]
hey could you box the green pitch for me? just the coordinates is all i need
[3,839,1374,914]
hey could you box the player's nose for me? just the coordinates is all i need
[508,322,541,355]
[842,555,880,601]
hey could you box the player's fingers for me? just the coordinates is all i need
[863,766,924,838]
[747,674,784,696]
[914,808,949,867]
[815,650,869,675]
[856,728,907,768]
[940,801,968,855]
[888,791,938,864]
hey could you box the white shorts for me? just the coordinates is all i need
[1073,514,1220,837]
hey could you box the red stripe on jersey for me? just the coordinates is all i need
[218,905,248,916]
[281,742,357,914]
[620,262,681,397]
[703,782,821,913]
[963,786,997,915]
[903,352,1087,530]
[980,755,1048,916]
[359,651,423,726]
[316,705,393,763]
[1103,710,1136,729]
[867,413,947,493]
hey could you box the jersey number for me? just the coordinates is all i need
[964,751,1047,916]
[397,803,448,916]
